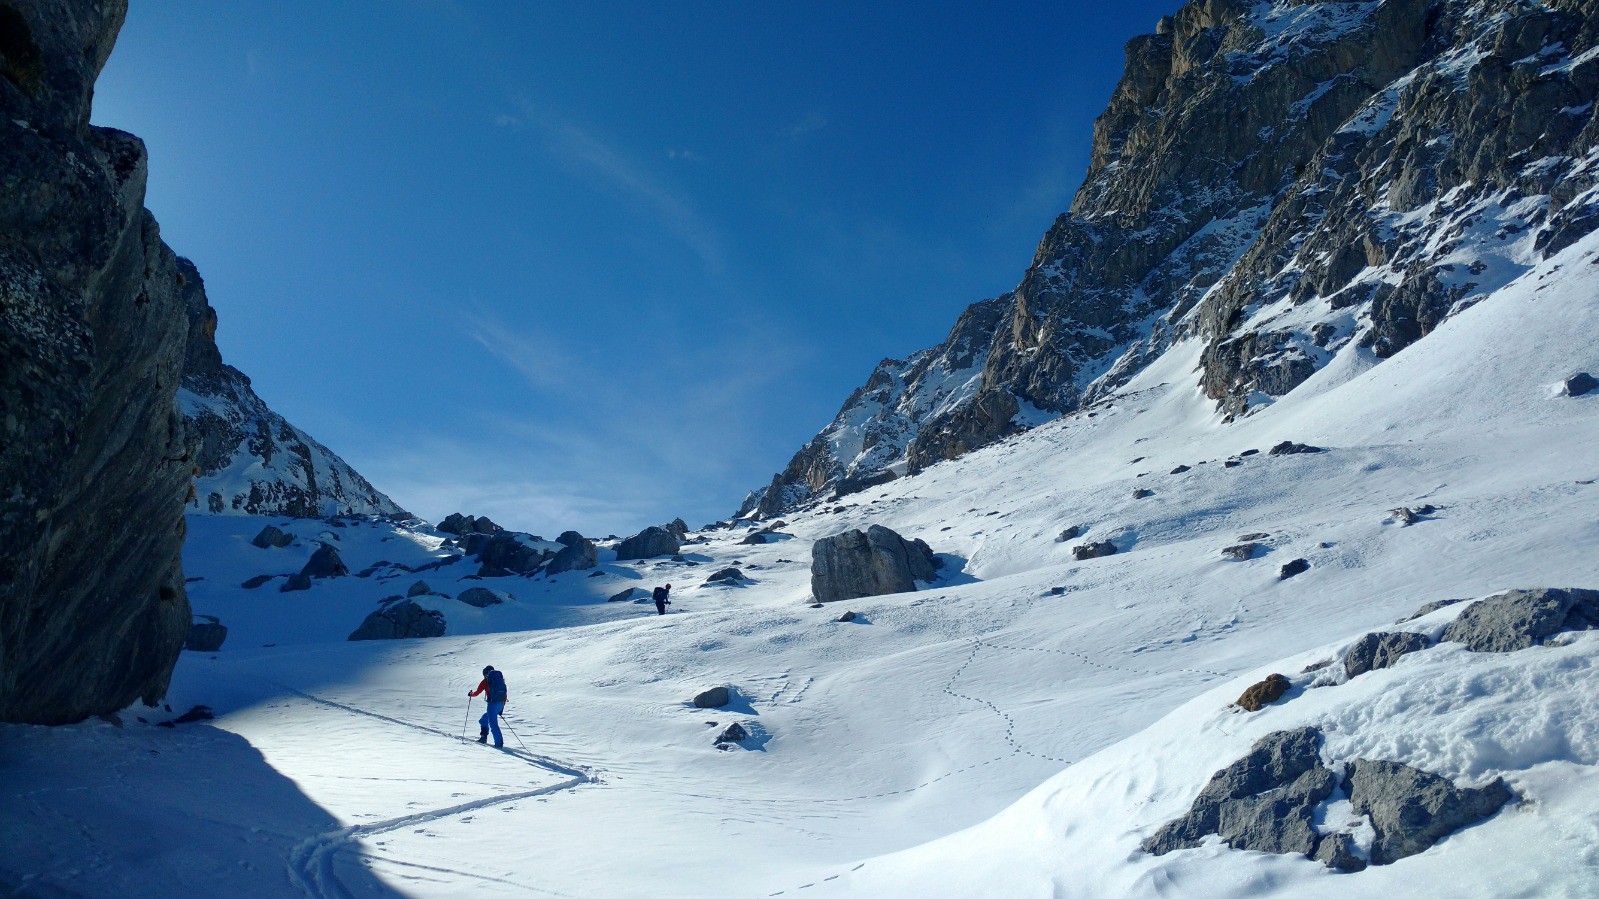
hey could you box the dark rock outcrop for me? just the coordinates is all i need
[1267,441,1323,456]
[1343,631,1430,679]
[1236,673,1290,712]
[438,513,501,536]
[1312,832,1367,873]
[299,543,349,579]
[0,0,192,724]
[836,610,858,623]
[1144,727,1333,857]
[607,588,642,603]
[1564,372,1596,397]
[614,526,681,561]
[406,580,431,598]
[183,617,227,652]
[250,525,294,549]
[811,525,939,603]
[1440,587,1599,652]
[1054,525,1084,543]
[469,531,551,576]
[705,567,746,586]
[715,722,748,746]
[692,686,730,709]
[1221,542,1261,560]
[348,600,446,641]
[1344,759,1514,865]
[456,587,507,608]
[241,574,276,590]
[279,573,312,593]
[1279,558,1310,580]
[1071,540,1117,561]
[544,533,598,576]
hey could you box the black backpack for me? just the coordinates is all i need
[652,586,667,603]
[485,669,508,703]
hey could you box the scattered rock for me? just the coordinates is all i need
[1345,759,1514,865]
[437,513,502,536]
[1564,372,1597,397]
[1238,532,1270,541]
[157,705,215,728]
[1386,504,1438,525]
[836,610,858,623]
[1397,597,1464,623]
[810,525,940,603]
[587,570,605,577]
[1072,541,1117,561]
[348,599,447,640]
[693,686,731,709]
[471,531,551,576]
[184,619,227,652]
[1439,587,1599,652]
[1278,558,1310,580]
[299,543,349,579]
[1221,542,1261,560]
[704,567,746,586]
[1223,458,1243,468]
[1170,465,1191,474]
[250,525,294,549]
[241,574,276,590]
[1343,632,1430,679]
[715,722,748,745]
[1143,727,1332,857]
[1049,586,1067,596]
[279,573,312,593]
[406,580,432,598]
[1236,673,1291,712]
[608,588,642,603]
[665,518,690,540]
[1132,488,1154,499]
[545,534,599,575]
[614,525,682,561]
[1238,449,1260,457]
[1269,441,1323,456]
[1312,832,1367,873]
[1054,525,1085,543]
[456,587,508,608]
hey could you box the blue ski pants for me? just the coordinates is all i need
[479,701,504,745]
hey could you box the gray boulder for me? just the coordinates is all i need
[1345,759,1513,865]
[279,573,312,593]
[251,525,294,549]
[438,513,502,536]
[1312,832,1367,873]
[1343,631,1430,678]
[1279,558,1310,580]
[545,534,599,576]
[1054,525,1084,543]
[1565,372,1597,397]
[1268,441,1323,456]
[1440,587,1599,652]
[1397,597,1465,623]
[241,574,276,590]
[836,610,858,623]
[183,618,227,652]
[348,600,447,641]
[693,686,731,709]
[1221,542,1261,560]
[1132,488,1154,499]
[406,580,432,598]
[811,525,939,603]
[607,588,642,603]
[456,587,507,608]
[1072,541,1117,561]
[715,721,748,745]
[300,544,349,579]
[705,567,746,586]
[1144,727,1332,857]
[471,531,550,576]
[665,518,690,540]
[614,526,681,561]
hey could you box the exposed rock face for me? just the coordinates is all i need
[1566,372,1597,396]
[614,526,681,561]
[299,544,349,579]
[705,567,746,586]
[1279,558,1310,580]
[1072,541,1118,561]
[544,533,598,576]
[745,0,1599,516]
[715,722,749,746]
[177,258,405,519]
[0,0,193,724]
[1343,631,1430,678]
[456,587,507,608]
[1440,587,1599,651]
[811,525,939,603]
[692,686,731,709]
[183,618,227,652]
[1344,759,1514,865]
[438,513,501,536]
[250,524,294,549]
[348,600,446,641]
[469,531,552,576]
[1144,727,1333,857]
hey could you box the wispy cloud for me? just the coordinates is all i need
[781,110,828,140]
[462,305,571,391]
[666,148,701,162]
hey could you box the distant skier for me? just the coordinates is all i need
[468,665,508,747]
[653,583,672,616]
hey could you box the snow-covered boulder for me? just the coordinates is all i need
[1345,759,1514,865]
[348,600,446,641]
[1441,587,1599,652]
[810,525,938,603]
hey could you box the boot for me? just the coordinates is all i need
[477,728,488,744]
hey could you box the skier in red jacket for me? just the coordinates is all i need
[468,665,507,747]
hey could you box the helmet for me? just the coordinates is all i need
[665,583,671,588]
[482,665,494,674]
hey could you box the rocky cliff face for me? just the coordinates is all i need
[0,0,191,723]
[177,259,405,519]
[747,0,1599,517]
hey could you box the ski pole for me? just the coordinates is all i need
[463,696,473,737]
[500,711,529,751]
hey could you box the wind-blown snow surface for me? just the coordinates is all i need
[4,238,1598,896]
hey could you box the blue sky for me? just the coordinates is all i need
[94,1,1177,536]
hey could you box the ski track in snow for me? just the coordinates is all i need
[273,682,595,898]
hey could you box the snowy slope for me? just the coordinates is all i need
[4,216,1595,898]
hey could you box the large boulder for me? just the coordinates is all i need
[456,587,509,608]
[1440,587,1599,652]
[299,543,349,579]
[692,686,731,708]
[1343,631,1430,678]
[250,525,294,549]
[1564,372,1597,397]
[614,526,681,561]
[1144,727,1334,857]
[406,580,432,598]
[810,525,939,603]
[472,531,551,576]
[0,1,193,723]
[1344,759,1514,865]
[704,567,747,586]
[183,617,227,652]
[437,512,502,536]
[1071,540,1117,561]
[348,600,447,641]
[545,534,598,575]
[665,518,690,540]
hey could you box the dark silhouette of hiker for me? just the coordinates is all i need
[653,583,672,616]
[468,665,508,747]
